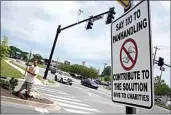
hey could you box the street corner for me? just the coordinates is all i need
[1,96,61,112]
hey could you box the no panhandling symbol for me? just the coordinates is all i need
[120,38,138,71]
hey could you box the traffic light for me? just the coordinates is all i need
[86,18,94,30]
[158,57,164,67]
[105,7,116,24]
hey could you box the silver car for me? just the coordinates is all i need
[55,71,73,85]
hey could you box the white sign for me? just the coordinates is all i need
[160,66,165,71]
[111,0,153,109]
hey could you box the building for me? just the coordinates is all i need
[64,60,70,65]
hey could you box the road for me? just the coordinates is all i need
[2,59,170,114]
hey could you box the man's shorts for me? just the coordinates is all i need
[21,81,33,90]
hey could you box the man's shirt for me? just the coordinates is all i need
[25,65,39,83]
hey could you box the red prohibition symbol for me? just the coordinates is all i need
[120,38,138,71]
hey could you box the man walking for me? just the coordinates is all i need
[16,59,39,98]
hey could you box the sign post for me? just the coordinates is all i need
[111,0,153,114]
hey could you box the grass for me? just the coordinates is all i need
[1,59,23,78]
[36,75,45,82]
[37,75,56,84]
[38,64,46,69]
[155,102,171,110]
[10,61,26,70]
[48,79,56,84]
[7,60,56,84]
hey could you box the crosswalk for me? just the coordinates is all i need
[35,85,100,114]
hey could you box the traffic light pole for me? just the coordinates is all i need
[44,25,61,79]
[43,10,112,79]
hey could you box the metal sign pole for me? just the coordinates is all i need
[124,1,136,114]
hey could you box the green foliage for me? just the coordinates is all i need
[155,102,171,110]
[38,64,46,68]
[58,64,98,79]
[101,66,111,76]
[58,64,71,72]
[10,61,26,70]
[9,46,43,63]
[154,76,171,95]
[0,77,18,91]
[104,76,111,82]
[1,36,11,58]
[9,77,18,90]
[36,75,44,82]
[30,54,43,63]
[1,59,23,78]
[48,80,56,84]
[88,66,98,79]
[0,78,10,90]
[9,46,29,61]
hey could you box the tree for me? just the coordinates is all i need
[30,54,43,63]
[154,76,171,95]
[59,64,99,79]
[9,46,30,60]
[101,66,111,76]
[88,66,98,79]
[58,64,71,72]
[1,36,11,58]
[104,76,111,82]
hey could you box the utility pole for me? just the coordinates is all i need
[56,57,59,66]
[153,46,160,65]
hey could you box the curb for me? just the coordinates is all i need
[1,96,61,112]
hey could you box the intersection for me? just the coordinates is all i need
[2,74,170,114]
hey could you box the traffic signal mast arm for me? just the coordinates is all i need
[154,59,171,68]
[60,10,112,31]
[44,7,115,79]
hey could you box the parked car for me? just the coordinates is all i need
[100,81,109,86]
[55,71,73,85]
[81,78,98,89]
[165,101,171,107]
[70,73,76,77]
[155,96,162,102]
[94,79,101,84]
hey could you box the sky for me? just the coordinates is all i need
[1,1,170,86]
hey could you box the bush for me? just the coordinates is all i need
[104,76,111,82]
[0,79,10,90]
[0,77,18,91]
[9,77,18,90]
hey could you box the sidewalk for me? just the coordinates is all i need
[5,60,44,86]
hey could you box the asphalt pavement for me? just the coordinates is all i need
[2,59,170,114]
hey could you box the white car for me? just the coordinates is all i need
[55,71,73,85]
[165,101,171,107]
